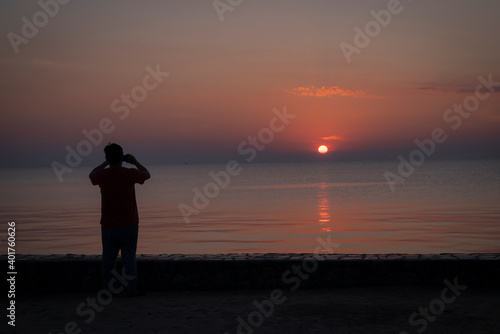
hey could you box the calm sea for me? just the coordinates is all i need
[1,159,499,255]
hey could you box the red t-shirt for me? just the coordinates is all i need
[90,167,148,228]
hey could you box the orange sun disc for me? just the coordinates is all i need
[318,145,328,154]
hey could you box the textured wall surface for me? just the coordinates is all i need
[3,253,499,294]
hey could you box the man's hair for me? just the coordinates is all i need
[104,143,123,165]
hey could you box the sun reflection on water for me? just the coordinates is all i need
[317,164,332,233]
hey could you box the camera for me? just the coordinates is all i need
[123,154,133,163]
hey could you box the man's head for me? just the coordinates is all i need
[104,143,123,166]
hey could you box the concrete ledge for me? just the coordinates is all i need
[3,253,500,294]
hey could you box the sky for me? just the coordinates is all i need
[1,0,499,168]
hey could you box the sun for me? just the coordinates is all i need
[317,145,328,154]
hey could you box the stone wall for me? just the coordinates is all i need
[3,253,499,294]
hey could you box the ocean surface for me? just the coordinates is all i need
[1,159,499,255]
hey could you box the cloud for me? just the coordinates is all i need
[416,85,474,94]
[416,82,500,95]
[322,135,343,141]
[287,86,371,98]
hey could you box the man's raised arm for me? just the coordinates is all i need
[89,161,109,178]
[127,155,151,180]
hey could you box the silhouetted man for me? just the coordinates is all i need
[89,143,150,296]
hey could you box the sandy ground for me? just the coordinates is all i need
[4,287,500,334]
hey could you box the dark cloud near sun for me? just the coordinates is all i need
[416,80,500,95]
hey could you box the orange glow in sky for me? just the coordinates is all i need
[0,1,499,167]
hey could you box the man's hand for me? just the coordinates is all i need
[124,154,137,165]
[124,154,150,180]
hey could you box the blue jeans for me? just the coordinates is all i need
[101,224,138,294]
